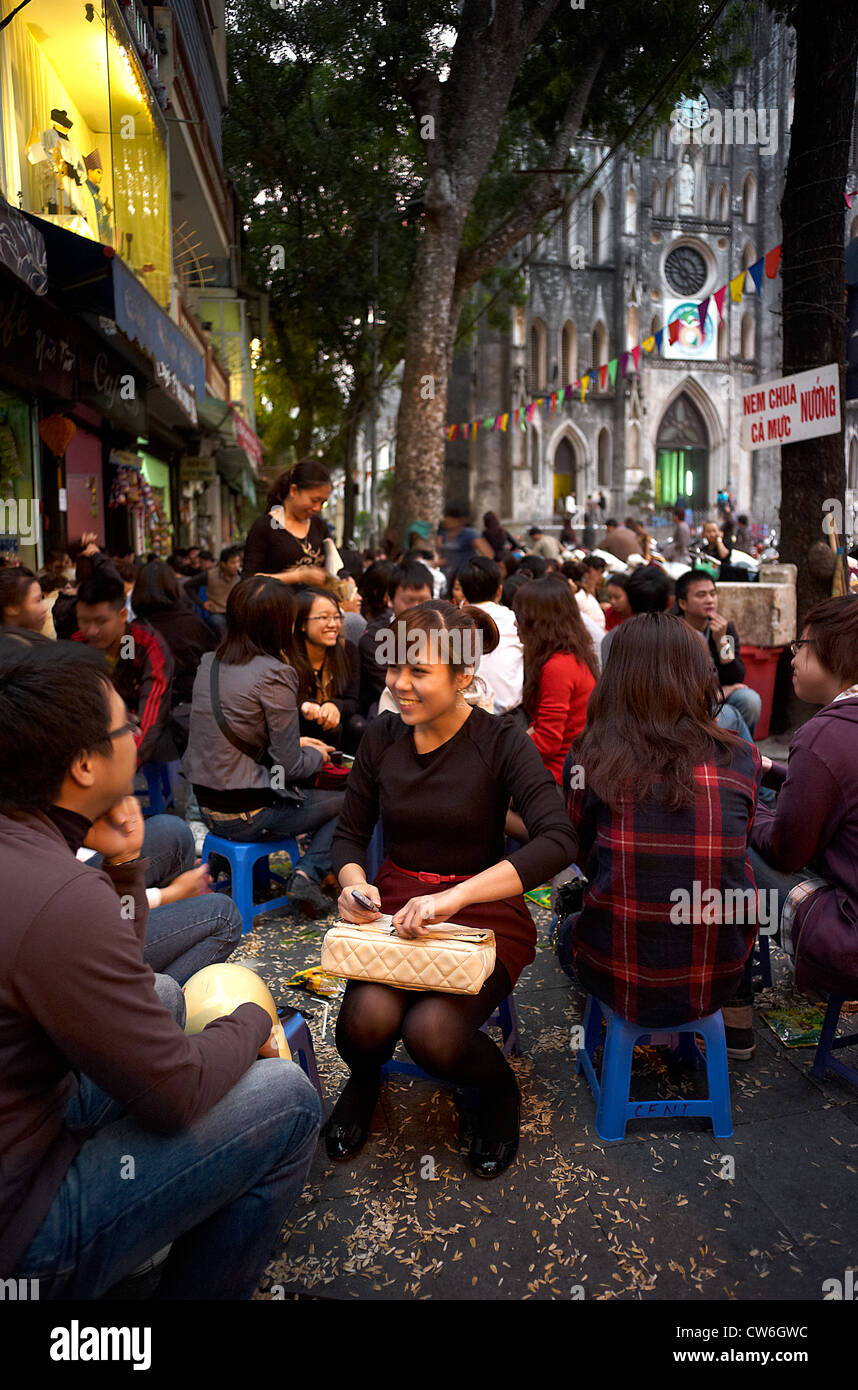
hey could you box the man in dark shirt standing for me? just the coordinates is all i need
[0,642,320,1296]
[676,569,762,737]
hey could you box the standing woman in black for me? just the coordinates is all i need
[328,601,577,1177]
[242,458,333,587]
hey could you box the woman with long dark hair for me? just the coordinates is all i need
[0,568,47,633]
[329,600,576,1177]
[557,612,761,1039]
[185,576,345,918]
[482,511,517,558]
[241,458,333,586]
[291,586,364,752]
[512,576,598,784]
[131,560,217,705]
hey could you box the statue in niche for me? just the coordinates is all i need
[678,155,695,215]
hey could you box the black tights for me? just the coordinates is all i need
[333,962,518,1131]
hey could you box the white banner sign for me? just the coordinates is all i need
[740,363,841,450]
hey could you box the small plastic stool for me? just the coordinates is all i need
[811,995,858,1089]
[278,1006,325,1105]
[575,994,734,1141]
[383,993,522,1083]
[141,761,179,818]
[202,832,300,934]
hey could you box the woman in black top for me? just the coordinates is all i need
[291,586,364,753]
[242,458,333,587]
[328,601,577,1178]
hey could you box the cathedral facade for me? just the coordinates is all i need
[445,10,858,530]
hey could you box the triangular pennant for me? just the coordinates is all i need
[668,319,681,344]
[564,384,574,400]
[654,329,664,354]
[473,420,480,435]
[550,391,558,413]
[544,396,551,414]
[846,192,854,210]
[463,422,469,439]
[500,413,509,432]
[580,375,589,401]
[447,424,458,441]
[526,402,536,422]
[729,271,745,303]
[748,258,764,295]
[620,352,629,377]
[607,359,617,388]
[765,244,782,278]
[698,296,710,333]
[713,286,726,321]
[598,363,608,390]
[642,336,655,354]
[631,345,641,371]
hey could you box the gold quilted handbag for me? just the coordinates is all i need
[321,919,496,995]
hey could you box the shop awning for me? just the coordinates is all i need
[231,408,263,469]
[0,196,47,296]
[22,215,205,418]
[216,447,259,503]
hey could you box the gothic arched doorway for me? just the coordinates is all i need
[655,392,709,510]
[552,436,578,513]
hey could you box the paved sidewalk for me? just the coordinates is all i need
[233,895,858,1302]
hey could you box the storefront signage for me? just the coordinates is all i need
[155,358,198,427]
[113,257,205,402]
[232,408,263,468]
[79,345,147,434]
[740,363,841,450]
[0,282,77,398]
[0,197,47,296]
[180,456,217,483]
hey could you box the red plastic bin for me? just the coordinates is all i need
[739,645,783,741]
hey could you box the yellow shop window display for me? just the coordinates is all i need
[0,0,170,307]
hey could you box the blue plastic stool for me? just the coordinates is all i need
[141,761,179,818]
[278,1007,325,1105]
[753,931,773,987]
[383,993,522,1083]
[811,995,858,1089]
[575,994,734,1141]
[202,832,301,934]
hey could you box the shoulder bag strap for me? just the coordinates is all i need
[209,659,272,767]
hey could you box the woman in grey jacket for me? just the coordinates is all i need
[185,576,345,917]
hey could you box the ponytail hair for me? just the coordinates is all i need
[267,457,332,509]
[390,599,499,674]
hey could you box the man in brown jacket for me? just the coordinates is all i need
[0,641,320,1298]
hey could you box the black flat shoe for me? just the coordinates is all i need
[323,1119,370,1161]
[288,871,331,919]
[466,1133,520,1179]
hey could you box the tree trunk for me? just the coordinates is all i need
[779,0,858,627]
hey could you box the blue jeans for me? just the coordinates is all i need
[716,701,754,743]
[725,685,762,738]
[747,845,807,953]
[16,975,321,1299]
[200,789,345,883]
[88,814,195,888]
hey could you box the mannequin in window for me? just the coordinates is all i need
[26,110,88,222]
[83,150,113,245]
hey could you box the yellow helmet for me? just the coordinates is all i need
[182,963,290,1060]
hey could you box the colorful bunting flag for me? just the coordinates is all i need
[765,244,782,278]
[447,424,457,441]
[729,271,745,303]
[642,336,655,354]
[500,413,509,432]
[846,192,854,210]
[463,422,469,439]
[580,375,590,401]
[550,391,558,413]
[598,363,608,390]
[607,360,617,389]
[748,258,764,295]
[668,319,681,345]
[713,286,726,321]
[620,352,629,378]
[698,297,710,333]
[526,402,536,423]
[631,345,641,371]
[654,328,664,354]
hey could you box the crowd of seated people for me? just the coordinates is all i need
[3,485,858,1305]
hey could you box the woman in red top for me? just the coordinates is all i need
[513,576,598,783]
[604,573,631,631]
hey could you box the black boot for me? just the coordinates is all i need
[466,1081,521,1180]
[323,1071,382,1160]
[288,870,331,919]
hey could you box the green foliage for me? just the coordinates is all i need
[627,476,655,510]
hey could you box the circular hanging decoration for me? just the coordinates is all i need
[38,415,77,457]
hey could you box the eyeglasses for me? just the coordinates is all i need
[108,720,137,739]
[308,614,342,625]
[789,639,814,656]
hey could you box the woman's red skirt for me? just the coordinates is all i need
[374,858,536,989]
